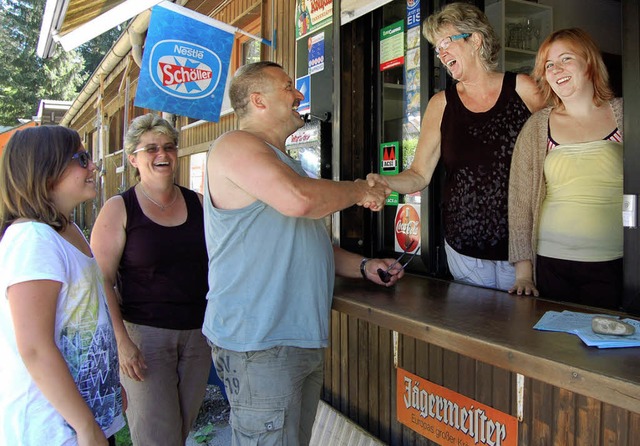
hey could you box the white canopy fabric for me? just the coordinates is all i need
[340,0,394,25]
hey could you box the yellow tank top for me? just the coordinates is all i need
[537,140,623,261]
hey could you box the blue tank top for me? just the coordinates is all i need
[203,142,335,351]
[440,72,531,260]
[118,185,208,329]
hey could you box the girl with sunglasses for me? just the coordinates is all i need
[0,126,124,445]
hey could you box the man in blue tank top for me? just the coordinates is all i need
[203,61,403,446]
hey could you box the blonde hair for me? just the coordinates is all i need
[532,28,614,107]
[423,2,500,72]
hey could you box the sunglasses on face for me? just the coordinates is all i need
[71,150,92,169]
[377,239,418,283]
[133,143,178,155]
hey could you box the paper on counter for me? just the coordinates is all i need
[534,310,640,348]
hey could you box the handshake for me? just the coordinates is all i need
[355,174,391,212]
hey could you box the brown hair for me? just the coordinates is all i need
[229,61,283,118]
[532,28,614,107]
[423,2,500,72]
[0,126,82,236]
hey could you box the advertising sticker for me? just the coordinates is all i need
[135,3,234,122]
[397,368,518,446]
[394,204,421,253]
[380,142,399,205]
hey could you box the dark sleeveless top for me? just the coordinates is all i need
[440,72,531,260]
[117,185,208,329]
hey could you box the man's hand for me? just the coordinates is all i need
[356,178,391,211]
[362,258,405,287]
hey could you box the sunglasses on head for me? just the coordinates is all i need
[133,143,178,155]
[71,150,92,169]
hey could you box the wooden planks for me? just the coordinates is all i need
[324,275,640,445]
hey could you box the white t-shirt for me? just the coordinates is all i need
[0,221,125,446]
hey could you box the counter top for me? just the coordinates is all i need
[332,274,640,414]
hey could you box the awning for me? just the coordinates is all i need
[38,0,169,58]
[341,0,394,25]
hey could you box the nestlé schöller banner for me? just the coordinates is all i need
[135,2,234,122]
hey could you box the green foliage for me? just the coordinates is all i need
[0,0,125,126]
[77,26,127,79]
[402,138,418,171]
[193,423,216,444]
[115,422,133,446]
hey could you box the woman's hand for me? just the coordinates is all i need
[509,277,539,296]
[508,261,539,296]
[117,336,147,381]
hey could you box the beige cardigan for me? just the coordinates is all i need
[508,97,624,270]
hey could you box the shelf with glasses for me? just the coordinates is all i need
[485,0,553,74]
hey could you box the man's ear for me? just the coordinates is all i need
[249,92,267,111]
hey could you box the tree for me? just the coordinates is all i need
[0,0,127,126]
[78,26,127,80]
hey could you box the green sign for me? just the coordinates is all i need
[380,141,399,206]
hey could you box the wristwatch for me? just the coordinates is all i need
[360,257,370,280]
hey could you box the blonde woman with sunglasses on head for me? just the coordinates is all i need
[368,2,544,290]
[91,113,211,445]
[0,126,125,445]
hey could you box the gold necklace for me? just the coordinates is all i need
[139,184,178,211]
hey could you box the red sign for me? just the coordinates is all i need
[395,204,420,252]
[397,368,518,446]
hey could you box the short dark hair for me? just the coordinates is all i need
[229,61,283,118]
[0,126,83,236]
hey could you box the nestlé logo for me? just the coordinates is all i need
[148,39,221,99]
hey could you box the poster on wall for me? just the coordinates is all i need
[308,32,325,75]
[296,75,311,114]
[134,2,234,122]
[296,0,333,40]
[407,0,421,29]
[397,368,518,446]
[380,20,404,71]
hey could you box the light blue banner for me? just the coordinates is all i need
[135,3,234,122]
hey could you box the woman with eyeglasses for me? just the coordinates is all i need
[508,29,623,310]
[90,113,211,445]
[368,2,544,290]
[0,126,125,445]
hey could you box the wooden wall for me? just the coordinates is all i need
[324,312,640,446]
[66,0,298,229]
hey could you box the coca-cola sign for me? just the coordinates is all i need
[394,204,421,252]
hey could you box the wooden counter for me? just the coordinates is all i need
[324,274,640,445]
